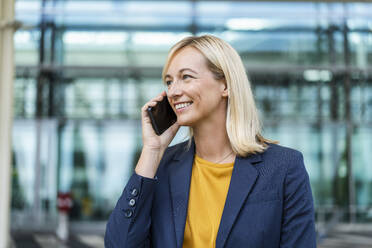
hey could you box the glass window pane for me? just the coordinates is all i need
[14,30,40,65]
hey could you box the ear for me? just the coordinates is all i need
[221,82,228,98]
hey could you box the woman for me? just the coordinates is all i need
[105,35,316,248]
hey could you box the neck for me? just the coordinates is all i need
[192,111,234,163]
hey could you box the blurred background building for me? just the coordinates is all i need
[3,0,372,247]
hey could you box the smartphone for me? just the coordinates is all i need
[147,96,177,135]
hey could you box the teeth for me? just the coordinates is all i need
[175,102,192,110]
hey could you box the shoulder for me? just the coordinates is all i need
[260,143,312,199]
[259,143,307,180]
[262,142,304,164]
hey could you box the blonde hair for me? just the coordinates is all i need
[162,35,277,156]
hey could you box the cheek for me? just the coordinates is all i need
[187,84,202,101]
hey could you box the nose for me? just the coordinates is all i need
[167,80,182,99]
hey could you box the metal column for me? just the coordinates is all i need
[0,0,15,246]
[342,5,355,223]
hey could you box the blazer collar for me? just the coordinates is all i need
[169,139,262,248]
[169,140,195,248]
[216,153,261,248]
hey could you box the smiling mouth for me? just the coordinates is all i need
[175,102,193,110]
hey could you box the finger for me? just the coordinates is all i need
[148,101,157,106]
[141,101,157,112]
[141,102,159,122]
[145,91,166,107]
[155,96,163,102]
[154,93,165,101]
[155,91,167,101]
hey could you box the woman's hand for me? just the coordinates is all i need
[141,91,180,152]
[135,91,180,179]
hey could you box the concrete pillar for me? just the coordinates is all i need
[0,0,15,247]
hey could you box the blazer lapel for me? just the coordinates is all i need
[216,153,262,248]
[169,141,195,248]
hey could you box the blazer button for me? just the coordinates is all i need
[124,209,133,218]
[129,198,136,207]
[131,188,138,197]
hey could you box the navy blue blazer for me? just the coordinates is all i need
[105,140,316,248]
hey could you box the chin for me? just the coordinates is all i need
[176,116,197,127]
[176,120,192,127]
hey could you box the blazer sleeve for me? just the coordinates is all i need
[104,172,157,248]
[280,151,317,248]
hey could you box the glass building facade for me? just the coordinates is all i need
[11,0,372,232]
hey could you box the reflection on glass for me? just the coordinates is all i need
[11,0,372,229]
[14,78,37,118]
[353,126,372,207]
[63,31,190,67]
[349,32,372,67]
[12,120,58,229]
[263,122,347,207]
[59,120,138,220]
[63,31,128,66]
[14,30,40,65]
[209,31,321,66]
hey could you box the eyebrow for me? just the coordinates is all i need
[164,68,198,79]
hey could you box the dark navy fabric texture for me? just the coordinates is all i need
[104,140,316,248]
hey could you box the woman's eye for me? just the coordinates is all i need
[182,74,192,80]
[165,80,172,86]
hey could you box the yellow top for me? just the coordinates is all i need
[182,155,234,248]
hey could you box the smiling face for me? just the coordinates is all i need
[165,46,228,127]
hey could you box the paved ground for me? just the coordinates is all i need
[11,233,104,248]
[317,224,372,248]
[10,223,372,248]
